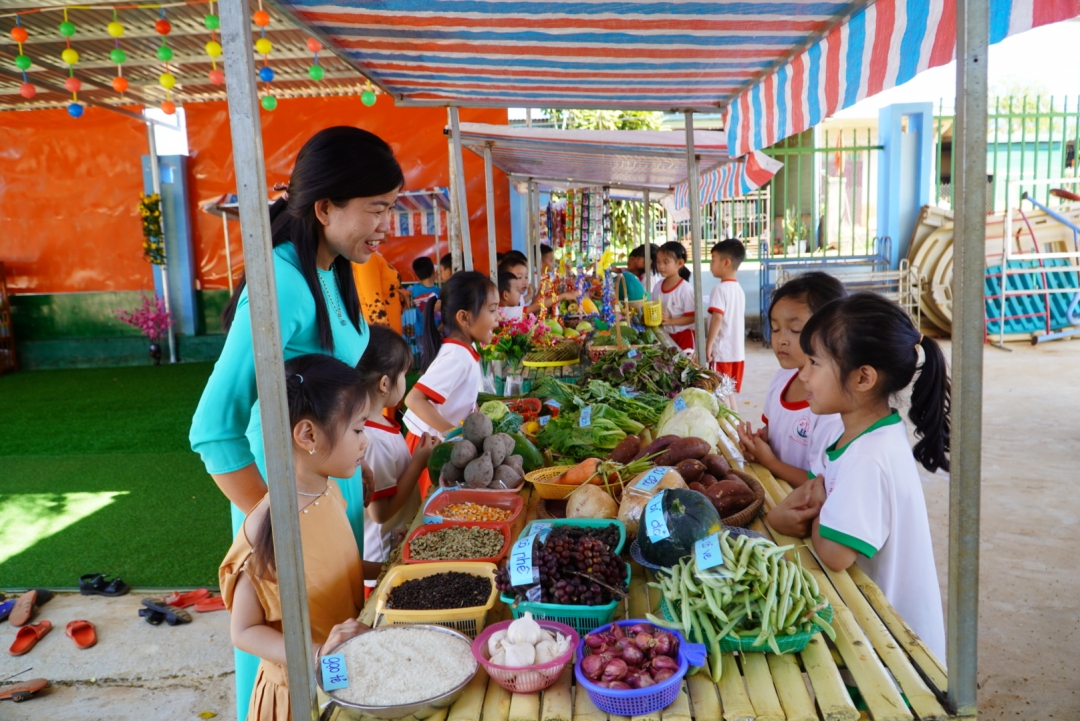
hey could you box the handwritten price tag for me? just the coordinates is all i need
[644,491,670,542]
[530,522,553,541]
[539,415,550,427]
[634,466,670,492]
[694,533,724,571]
[674,396,688,412]
[545,399,561,409]
[620,386,639,399]
[509,535,538,587]
[579,406,593,427]
[628,349,638,358]
[320,654,349,691]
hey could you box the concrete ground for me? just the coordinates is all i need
[2,339,1077,720]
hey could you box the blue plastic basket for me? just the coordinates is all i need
[501,563,631,636]
[573,620,706,716]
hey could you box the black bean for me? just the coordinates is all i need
[386,572,491,610]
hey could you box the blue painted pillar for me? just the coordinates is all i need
[510,183,526,254]
[142,155,198,336]
[877,102,934,268]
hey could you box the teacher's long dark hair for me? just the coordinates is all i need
[222,127,405,352]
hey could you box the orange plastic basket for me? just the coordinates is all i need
[401,522,511,565]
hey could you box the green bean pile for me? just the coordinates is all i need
[646,531,835,682]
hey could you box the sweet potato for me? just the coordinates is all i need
[673,459,706,484]
[705,479,756,517]
[657,437,711,466]
[699,474,718,488]
[687,481,707,495]
[609,435,642,465]
[701,454,731,479]
[636,434,680,461]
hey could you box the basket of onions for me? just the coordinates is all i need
[472,613,579,693]
[574,620,706,716]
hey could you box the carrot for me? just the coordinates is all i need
[556,458,600,485]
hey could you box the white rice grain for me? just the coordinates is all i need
[330,626,477,707]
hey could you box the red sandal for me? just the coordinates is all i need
[163,589,210,609]
[193,595,226,613]
[9,621,51,656]
[65,620,97,649]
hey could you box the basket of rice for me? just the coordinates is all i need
[320,625,478,719]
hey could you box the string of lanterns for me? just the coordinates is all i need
[5,2,381,117]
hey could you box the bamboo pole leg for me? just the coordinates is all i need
[449,106,475,271]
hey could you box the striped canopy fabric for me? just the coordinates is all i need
[391,188,451,236]
[277,0,1080,158]
[457,123,729,191]
[673,150,784,209]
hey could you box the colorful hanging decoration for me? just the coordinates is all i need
[107,10,128,93]
[10,17,34,99]
[307,36,324,81]
[139,194,166,265]
[361,80,377,107]
[155,8,176,114]
[254,2,276,110]
[205,1,224,85]
[601,186,612,251]
[58,9,82,117]
[600,269,616,329]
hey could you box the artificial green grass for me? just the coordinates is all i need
[0,363,232,588]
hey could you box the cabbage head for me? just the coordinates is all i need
[656,388,721,429]
[657,406,721,451]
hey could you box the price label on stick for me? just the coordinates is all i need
[674,396,688,412]
[579,406,593,427]
[320,654,349,691]
[694,533,724,571]
[546,399,561,410]
[644,491,670,542]
[628,349,638,358]
[509,534,538,587]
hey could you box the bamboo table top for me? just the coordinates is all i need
[337,421,953,721]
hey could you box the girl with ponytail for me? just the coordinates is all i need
[651,241,696,352]
[766,292,949,659]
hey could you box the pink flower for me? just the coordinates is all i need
[116,295,173,341]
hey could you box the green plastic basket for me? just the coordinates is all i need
[502,563,631,636]
[518,519,627,554]
[660,597,834,654]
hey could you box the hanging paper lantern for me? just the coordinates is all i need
[206,40,222,58]
[208,68,225,85]
[14,54,31,71]
[10,26,28,43]
[107,21,124,38]
[306,37,322,53]
[157,45,174,62]
[155,19,172,35]
[254,37,273,55]
[61,48,79,65]
[361,90,377,106]
[19,82,35,99]
[68,102,83,118]
[308,65,324,81]
[204,14,220,30]
[260,95,277,111]
[159,72,176,90]
[58,20,76,37]
[110,48,127,64]
[161,100,177,115]
[64,76,81,93]
[253,10,270,27]
[258,66,274,82]
[112,76,129,92]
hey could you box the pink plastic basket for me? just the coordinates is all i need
[573,620,706,717]
[472,620,580,693]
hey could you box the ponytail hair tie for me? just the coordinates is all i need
[295,374,304,383]
[273,182,289,202]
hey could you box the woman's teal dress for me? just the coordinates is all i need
[189,242,368,721]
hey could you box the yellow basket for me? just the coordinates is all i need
[644,300,663,327]
[374,561,498,639]
[524,466,624,500]
[522,358,580,368]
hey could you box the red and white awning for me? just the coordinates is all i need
[673,150,784,209]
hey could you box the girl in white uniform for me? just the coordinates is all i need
[767,292,949,660]
[356,325,438,585]
[651,241,696,352]
[403,271,499,497]
[737,272,847,487]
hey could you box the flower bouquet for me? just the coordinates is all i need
[116,294,172,364]
[481,314,553,370]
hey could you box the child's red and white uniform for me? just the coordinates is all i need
[499,304,525,322]
[403,339,482,496]
[652,277,696,351]
[761,368,844,472]
[361,412,419,583]
[706,278,746,391]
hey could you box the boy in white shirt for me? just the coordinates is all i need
[705,239,746,403]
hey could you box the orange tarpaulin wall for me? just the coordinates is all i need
[185,99,512,290]
[0,98,510,296]
[0,106,152,293]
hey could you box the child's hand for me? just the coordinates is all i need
[707,346,716,364]
[736,421,774,465]
[661,312,673,325]
[413,433,439,463]
[361,462,374,507]
[322,618,370,657]
[765,482,822,538]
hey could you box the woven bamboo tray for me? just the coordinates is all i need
[524,465,624,500]
[718,469,766,528]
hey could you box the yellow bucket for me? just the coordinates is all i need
[644,300,663,327]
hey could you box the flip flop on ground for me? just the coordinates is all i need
[79,574,130,597]
[193,595,226,613]
[9,621,51,656]
[138,608,165,625]
[65,620,97,649]
[0,600,15,623]
[163,589,210,609]
[140,599,191,626]
[0,678,48,703]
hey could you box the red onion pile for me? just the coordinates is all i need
[579,622,680,690]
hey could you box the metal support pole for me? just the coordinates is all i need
[643,189,653,292]
[434,205,442,272]
[483,144,498,281]
[949,0,987,716]
[525,107,532,128]
[525,181,536,284]
[532,183,543,288]
[684,112,708,367]
[146,124,178,364]
[449,107,475,271]
[222,213,235,294]
[220,2,318,719]
[447,133,464,273]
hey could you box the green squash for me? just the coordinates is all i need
[638,488,722,567]
[427,442,456,482]
[507,432,544,472]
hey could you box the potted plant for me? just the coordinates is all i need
[116,295,172,364]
